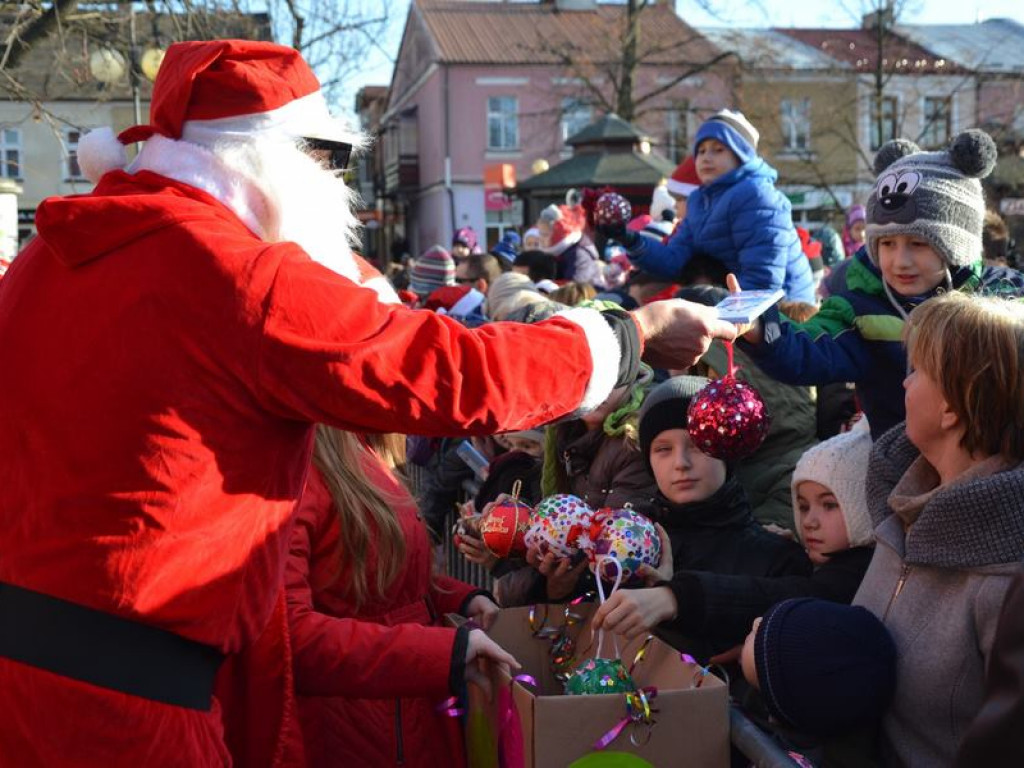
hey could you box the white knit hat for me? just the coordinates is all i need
[791,420,874,549]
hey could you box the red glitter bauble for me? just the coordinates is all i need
[481,500,532,558]
[593,192,632,228]
[686,377,771,462]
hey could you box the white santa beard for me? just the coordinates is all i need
[212,136,363,283]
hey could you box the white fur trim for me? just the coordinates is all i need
[362,275,401,304]
[449,287,485,317]
[78,127,129,183]
[128,134,271,238]
[180,90,359,147]
[556,307,622,413]
[546,229,582,257]
[666,178,698,198]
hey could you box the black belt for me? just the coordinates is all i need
[0,581,225,710]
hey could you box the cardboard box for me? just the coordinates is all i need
[462,604,730,768]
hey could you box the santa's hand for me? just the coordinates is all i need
[592,587,677,640]
[464,594,500,631]
[631,299,738,370]
[464,629,520,698]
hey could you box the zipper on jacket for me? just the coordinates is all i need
[882,564,912,622]
[395,699,404,765]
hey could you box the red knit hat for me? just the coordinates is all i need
[666,156,700,198]
[79,40,352,181]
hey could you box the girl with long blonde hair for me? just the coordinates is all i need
[285,425,509,767]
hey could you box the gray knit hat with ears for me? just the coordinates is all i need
[866,129,997,268]
[791,419,874,550]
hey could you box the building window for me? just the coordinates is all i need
[561,98,592,144]
[665,102,689,163]
[64,128,88,181]
[0,128,21,179]
[870,96,899,150]
[780,98,811,152]
[921,96,951,149]
[487,96,519,151]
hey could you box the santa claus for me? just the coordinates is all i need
[0,40,735,765]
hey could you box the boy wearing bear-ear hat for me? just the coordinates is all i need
[737,129,1024,440]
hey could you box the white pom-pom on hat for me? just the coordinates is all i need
[78,127,128,183]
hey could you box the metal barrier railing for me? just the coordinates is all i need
[406,459,494,592]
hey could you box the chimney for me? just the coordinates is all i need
[862,2,895,29]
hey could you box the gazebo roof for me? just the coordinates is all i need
[566,113,650,147]
[516,149,675,193]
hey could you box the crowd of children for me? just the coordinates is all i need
[19,39,1024,768]
[370,110,1024,767]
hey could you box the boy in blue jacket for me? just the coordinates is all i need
[737,129,1024,440]
[606,109,815,303]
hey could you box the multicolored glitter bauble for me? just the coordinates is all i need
[565,657,636,696]
[686,376,771,462]
[523,494,594,558]
[589,508,661,585]
[593,192,632,229]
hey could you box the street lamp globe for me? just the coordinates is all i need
[140,47,165,82]
[89,48,127,84]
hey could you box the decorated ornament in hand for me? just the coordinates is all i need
[524,494,594,558]
[593,192,633,229]
[480,480,532,558]
[589,508,661,585]
[687,341,771,462]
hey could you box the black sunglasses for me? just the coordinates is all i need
[302,137,353,171]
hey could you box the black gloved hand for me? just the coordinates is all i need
[596,224,639,251]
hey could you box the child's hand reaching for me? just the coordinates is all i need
[526,545,588,602]
[456,503,498,571]
[592,587,678,640]
[636,523,674,586]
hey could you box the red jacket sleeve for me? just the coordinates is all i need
[254,248,620,436]
[430,574,483,618]
[285,479,458,700]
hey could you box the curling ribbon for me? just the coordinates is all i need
[680,653,718,688]
[593,686,658,750]
[438,675,538,720]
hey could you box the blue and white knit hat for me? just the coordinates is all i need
[866,129,997,268]
[694,109,760,164]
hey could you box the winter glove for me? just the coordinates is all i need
[596,223,639,251]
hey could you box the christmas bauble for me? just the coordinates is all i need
[593,193,632,229]
[565,657,636,696]
[589,508,661,585]
[524,494,594,558]
[481,498,532,558]
[687,376,771,462]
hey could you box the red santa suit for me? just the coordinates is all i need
[0,41,625,766]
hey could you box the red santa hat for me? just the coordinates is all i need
[79,40,354,183]
[666,156,700,198]
[424,284,486,317]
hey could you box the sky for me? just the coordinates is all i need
[340,0,1024,109]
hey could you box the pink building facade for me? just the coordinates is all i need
[375,0,735,256]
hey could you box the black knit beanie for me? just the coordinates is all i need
[755,598,897,737]
[638,375,710,471]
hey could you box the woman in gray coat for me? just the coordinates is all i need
[853,293,1024,767]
